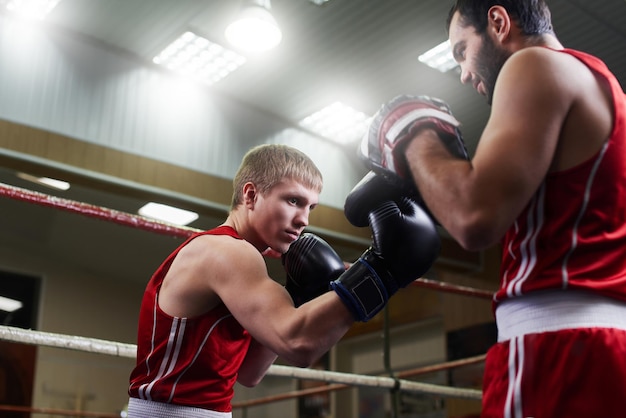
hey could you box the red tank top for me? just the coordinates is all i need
[128,226,251,412]
[496,49,626,305]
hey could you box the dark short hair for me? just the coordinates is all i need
[446,0,554,36]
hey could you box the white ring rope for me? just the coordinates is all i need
[0,325,136,358]
[0,325,481,400]
[269,365,481,400]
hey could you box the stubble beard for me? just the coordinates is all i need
[475,33,511,106]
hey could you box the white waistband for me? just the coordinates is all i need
[127,398,231,418]
[496,290,626,342]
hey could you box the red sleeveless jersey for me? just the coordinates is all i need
[496,48,626,305]
[128,226,251,412]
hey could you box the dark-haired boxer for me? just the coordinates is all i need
[358,1,626,417]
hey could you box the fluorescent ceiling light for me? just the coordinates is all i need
[418,40,459,73]
[17,172,70,190]
[225,0,282,53]
[153,32,246,86]
[0,0,62,19]
[138,202,199,226]
[299,102,371,146]
[0,295,23,312]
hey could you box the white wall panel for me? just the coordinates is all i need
[0,15,363,208]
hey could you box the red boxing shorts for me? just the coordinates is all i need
[482,290,626,418]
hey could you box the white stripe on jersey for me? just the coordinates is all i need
[138,307,236,403]
[561,140,609,289]
[168,314,234,402]
[140,317,186,400]
[505,184,545,298]
[146,296,159,376]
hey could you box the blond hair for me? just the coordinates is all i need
[231,144,323,208]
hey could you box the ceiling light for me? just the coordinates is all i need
[418,40,459,73]
[225,0,282,53]
[0,295,23,312]
[153,31,246,86]
[299,102,371,146]
[138,202,199,226]
[17,172,70,190]
[0,0,62,19]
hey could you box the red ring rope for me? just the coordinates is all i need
[0,182,495,299]
[0,182,198,239]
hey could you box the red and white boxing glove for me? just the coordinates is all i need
[359,94,469,181]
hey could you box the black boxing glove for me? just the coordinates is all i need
[344,170,424,228]
[331,198,440,321]
[282,233,345,307]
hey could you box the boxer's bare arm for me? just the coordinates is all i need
[406,48,601,251]
[175,234,353,369]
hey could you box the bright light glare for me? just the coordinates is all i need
[1,0,62,20]
[225,6,282,53]
[299,102,371,145]
[0,295,23,312]
[418,40,459,73]
[138,202,199,226]
[17,172,70,190]
[153,32,246,85]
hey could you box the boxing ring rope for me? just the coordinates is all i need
[0,182,198,239]
[0,182,495,299]
[0,324,482,402]
[410,277,493,299]
[0,181,489,414]
[232,354,486,408]
[0,404,120,418]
